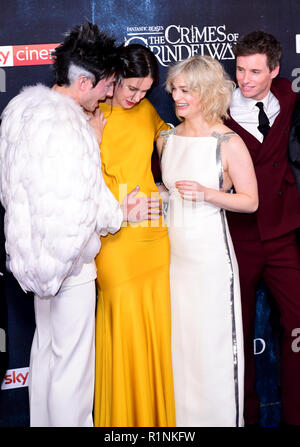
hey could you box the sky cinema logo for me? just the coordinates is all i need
[0,43,59,67]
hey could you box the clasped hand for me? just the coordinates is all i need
[121,186,161,223]
[175,180,207,202]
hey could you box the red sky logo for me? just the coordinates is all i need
[0,43,59,67]
[1,367,29,390]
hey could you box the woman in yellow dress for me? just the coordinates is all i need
[94,44,176,427]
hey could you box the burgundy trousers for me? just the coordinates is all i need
[232,229,300,425]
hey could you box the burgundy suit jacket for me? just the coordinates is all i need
[225,77,300,242]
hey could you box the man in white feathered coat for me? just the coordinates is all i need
[0,22,159,427]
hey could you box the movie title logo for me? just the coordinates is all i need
[125,24,239,66]
[0,44,59,67]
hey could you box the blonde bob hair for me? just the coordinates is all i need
[166,55,235,124]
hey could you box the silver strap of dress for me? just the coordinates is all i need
[159,128,176,161]
[158,129,177,216]
[214,131,240,427]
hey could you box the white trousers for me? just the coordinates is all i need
[28,280,96,427]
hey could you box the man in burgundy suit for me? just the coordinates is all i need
[226,31,300,426]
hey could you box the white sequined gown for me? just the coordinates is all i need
[161,129,244,427]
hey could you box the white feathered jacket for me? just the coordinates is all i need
[0,84,123,297]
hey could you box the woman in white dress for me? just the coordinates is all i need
[157,56,258,427]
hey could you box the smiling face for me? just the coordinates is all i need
[236,53,279,101]
[170,74,201,119]
[112,76,154,109]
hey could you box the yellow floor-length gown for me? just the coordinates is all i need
[94,98,176,427]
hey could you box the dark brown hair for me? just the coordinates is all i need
[233,31,282,71]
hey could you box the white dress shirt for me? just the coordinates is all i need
[230,88,280,143]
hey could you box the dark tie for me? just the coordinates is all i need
[256,101,270,139]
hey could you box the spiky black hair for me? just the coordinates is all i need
[52,21,121,86]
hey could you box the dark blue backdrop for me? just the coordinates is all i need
[0,0,300,427]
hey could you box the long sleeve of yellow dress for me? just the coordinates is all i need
[94,99,176,427]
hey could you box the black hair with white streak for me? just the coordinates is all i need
[53,21,121,87]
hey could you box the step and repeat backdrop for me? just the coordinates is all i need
[0,0,300,427]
